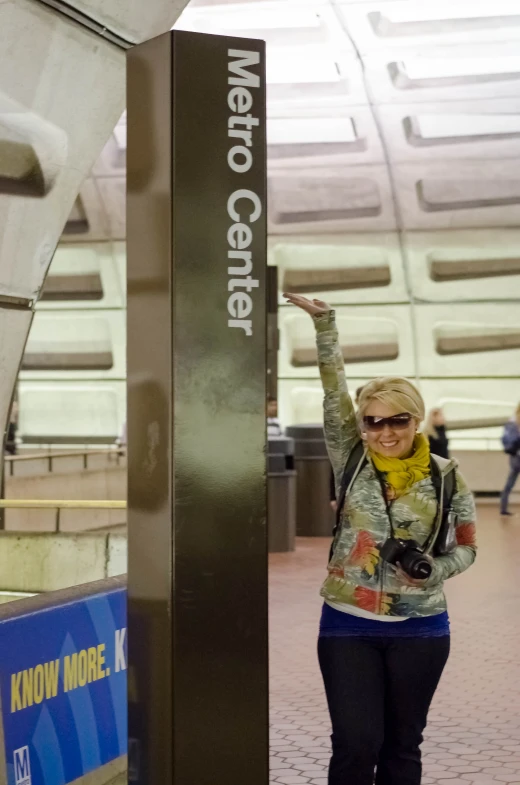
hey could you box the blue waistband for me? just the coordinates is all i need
[319,603,450,638]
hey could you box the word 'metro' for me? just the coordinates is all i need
[226,49,262,337]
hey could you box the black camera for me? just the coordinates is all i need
[379,538,432,580]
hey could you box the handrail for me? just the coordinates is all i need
[4,448,126,476]
[0,500,126,508]
[0,499,126,533]
[5,448,125,463]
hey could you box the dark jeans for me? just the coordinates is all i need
[318,635,450,785]
[501,468,519,514]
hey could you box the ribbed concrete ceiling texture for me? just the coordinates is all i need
[5,0,520,444]
[60,1,520,437]
[76,0,520,244]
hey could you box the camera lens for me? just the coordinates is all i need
[401,550,432,580]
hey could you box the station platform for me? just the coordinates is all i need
[269,502,520,785]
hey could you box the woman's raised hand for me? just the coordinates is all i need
[283,293,332,317]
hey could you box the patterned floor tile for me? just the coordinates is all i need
[269,503,520,784]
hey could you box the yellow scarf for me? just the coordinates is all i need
[369,433,430,497]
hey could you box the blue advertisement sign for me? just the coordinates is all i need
[0,587,127,785]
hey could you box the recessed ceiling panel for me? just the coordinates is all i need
[20,311,126,381]
[406,114,520,146]
[62,197,90,236]
[62,180,112,243]
[364,43,520,105]
[268,165,396,233]
[267,107,385,168]
[435,324,520,356]
[389,56,520,90]
[378,99,520,164]
[36,244,126,310]
[269,115,362,154]
[18,381,125,445]
[406,229,520,302]
[370,9,520,38]
[417,178,520,213]
[282,264,391,292]
[429,256,520,283]
[266,51,368,107]
[415,303,520,376]
[341,1,520,56]
[271,175,380,222]
[270,232,408,303]
[278,304,415,379]
[395,161,520,228]
[41,272,103,302]
[176,3,340,46]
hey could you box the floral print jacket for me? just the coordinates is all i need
[315,311,477,618]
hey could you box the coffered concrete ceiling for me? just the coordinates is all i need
[8,0,520,446]
[67,0,520,244]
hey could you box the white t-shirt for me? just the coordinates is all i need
[325,599,407,622]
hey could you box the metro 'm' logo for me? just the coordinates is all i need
[14,746,31,785]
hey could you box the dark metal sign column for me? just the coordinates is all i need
[126,31,267,785]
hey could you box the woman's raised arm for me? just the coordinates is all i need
[283,294,359,480]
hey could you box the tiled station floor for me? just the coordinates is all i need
[269,502,520,785]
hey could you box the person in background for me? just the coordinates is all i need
[330,385,365,512]
[285,292,477,785]
[500,404,520,517]
[116,421,127,451]
[424,407,449,460]
[267,398,282,437]
[5,398,18,456]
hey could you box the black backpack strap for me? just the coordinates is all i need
[429,456,455,511]
[428,456,456,554]
[329,441,367,561]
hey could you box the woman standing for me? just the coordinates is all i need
[424,408,450,459]
[284,293,477,785]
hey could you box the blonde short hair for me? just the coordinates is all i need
[357,377,425,423]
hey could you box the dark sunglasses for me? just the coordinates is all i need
[363,413,413,432]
